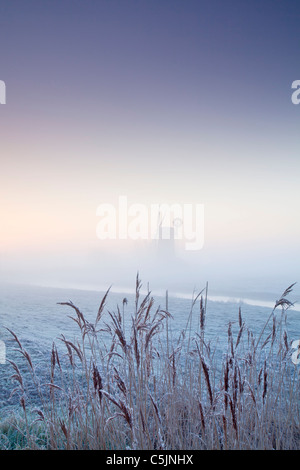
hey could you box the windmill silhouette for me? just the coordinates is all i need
[155,207,176,261]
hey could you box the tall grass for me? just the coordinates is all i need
[1,277,300,450]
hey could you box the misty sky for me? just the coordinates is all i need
[0,0,299,297]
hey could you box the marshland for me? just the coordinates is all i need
[0,277,299,450]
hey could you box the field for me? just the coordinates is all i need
[0,277,299,450]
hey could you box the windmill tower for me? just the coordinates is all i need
[155,209,175,261]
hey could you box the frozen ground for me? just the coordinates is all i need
[0,281,299,413]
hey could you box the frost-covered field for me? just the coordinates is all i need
[0,281,299,449]
[0,282,299,406]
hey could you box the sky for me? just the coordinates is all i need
[0,0,299,299]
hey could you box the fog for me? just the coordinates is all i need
[1,1,299,309]
[1,230,299,307]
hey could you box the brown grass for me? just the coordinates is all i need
[1,277,300,450]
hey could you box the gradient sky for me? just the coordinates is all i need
[0,0,299,296]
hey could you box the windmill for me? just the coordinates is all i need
[155,206,176,261]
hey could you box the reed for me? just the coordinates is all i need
[1,277,299,450]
